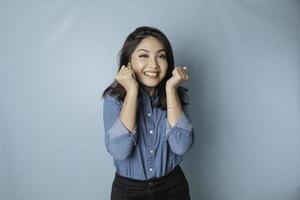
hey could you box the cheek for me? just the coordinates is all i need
[159,69,168,80]
[131,65,143,74]
[132,61,145,71]
[160,62,168,74]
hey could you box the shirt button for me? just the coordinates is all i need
[147,113,151,117]
[150,150,154,154]
[149,130,153,134]
[149,168,153,172]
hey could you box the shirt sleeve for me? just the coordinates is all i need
[103,94,137,160]
[165,96,194,155]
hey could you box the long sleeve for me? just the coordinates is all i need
[165,102,194,155]
[103,95,137,160]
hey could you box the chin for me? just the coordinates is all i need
[138,75,164,88]
[140,80,160,88]
[142,83,159,88]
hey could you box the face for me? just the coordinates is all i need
[129,36,168,94]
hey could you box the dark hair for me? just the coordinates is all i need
[101,26,189,110]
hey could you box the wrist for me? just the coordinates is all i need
[166,86,177,93]
[126,88,138,96]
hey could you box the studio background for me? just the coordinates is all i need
[1,0,300,200]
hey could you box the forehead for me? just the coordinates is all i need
[134,36,165,53]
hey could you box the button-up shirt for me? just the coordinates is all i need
[103,87,194,180]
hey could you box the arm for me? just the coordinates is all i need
[120,89,138,132]
[166,87,183,127]
[103,90,138,160]
[165,88,194,155]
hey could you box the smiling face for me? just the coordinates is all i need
[129,36,168,95]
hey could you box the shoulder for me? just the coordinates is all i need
[103,94,122,107]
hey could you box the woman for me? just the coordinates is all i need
[102,26,194,200]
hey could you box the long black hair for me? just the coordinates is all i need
[101,26,189,110]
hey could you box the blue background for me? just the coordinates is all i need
[1,0,300,199]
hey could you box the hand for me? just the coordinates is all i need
[115,63,139,92]
[166,66,188,90]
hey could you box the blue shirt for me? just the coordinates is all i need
[103,87,194,180]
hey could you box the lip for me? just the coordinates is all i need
[143,71,159,78]
[144,71,160,73]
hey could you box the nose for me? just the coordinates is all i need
[148,58,159,68]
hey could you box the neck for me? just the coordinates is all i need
[142,86,157,97]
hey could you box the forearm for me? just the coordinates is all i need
[166,87,183,127]
[120,89,138,132]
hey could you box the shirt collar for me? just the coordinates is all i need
[138,87,158,102]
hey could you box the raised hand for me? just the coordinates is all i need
[115,63,139,92]
[166,66,188,90]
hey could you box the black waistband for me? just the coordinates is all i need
[115,165,183,185]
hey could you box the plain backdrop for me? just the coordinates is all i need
[1,0,300,200]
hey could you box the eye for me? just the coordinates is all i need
[139,54,148,58]
[159,54,166,59]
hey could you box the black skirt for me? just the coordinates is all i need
[111,165,191,200]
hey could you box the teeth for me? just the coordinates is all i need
[144,72,158,77]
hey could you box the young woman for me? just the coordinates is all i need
[102,26,194,200]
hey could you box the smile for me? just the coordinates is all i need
[144,72,159,78]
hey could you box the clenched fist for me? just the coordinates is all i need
[166,66,189,90]
[115,63,139,92]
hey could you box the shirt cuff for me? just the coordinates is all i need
[108,117,137,145]
[165,111,193,138]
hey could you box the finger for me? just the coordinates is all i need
[179,66,187,72]
[179,66,188,79]
[131,71,136,79]
[121,65,128,71]
[127,62,132,69]
[183,66,187,73]
[176,66,186,79]
[174,66,180,74]
[119,65,125,73]
[173,67,181,77]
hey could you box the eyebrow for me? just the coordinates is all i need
[137,49,166,53]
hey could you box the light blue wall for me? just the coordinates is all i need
[1,0,300,200]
